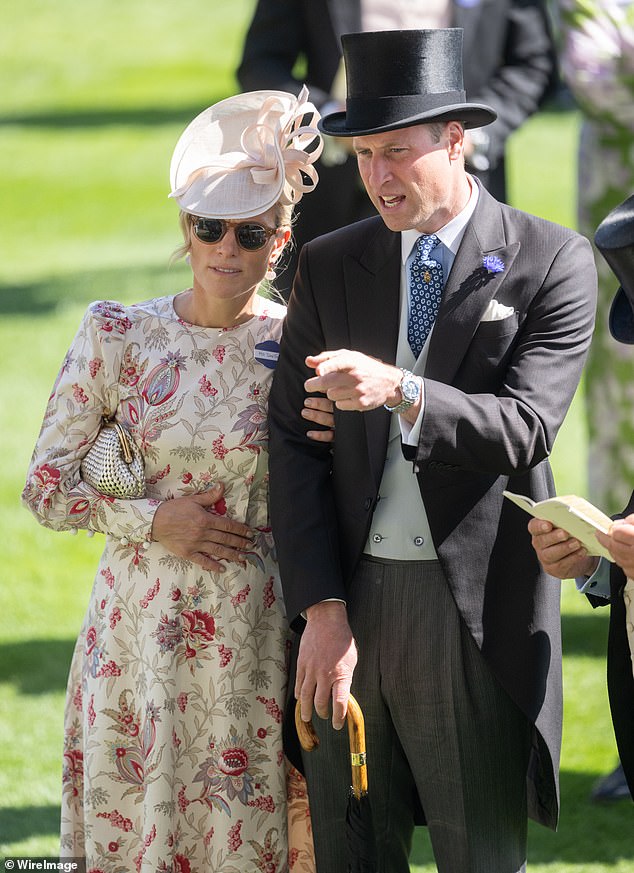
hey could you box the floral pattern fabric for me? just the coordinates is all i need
[22,296,314,873]
[559,0,634,513]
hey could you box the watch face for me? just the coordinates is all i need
[401,375,420,403]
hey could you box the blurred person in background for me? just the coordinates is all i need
[528,192,634,807]
[554,0,634,802]
[238,0,557,296]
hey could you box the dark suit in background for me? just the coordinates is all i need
[238,0,557,294]
[586,491,634,799]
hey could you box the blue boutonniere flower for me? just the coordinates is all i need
[482,255,505,274]
[458,255,506,297]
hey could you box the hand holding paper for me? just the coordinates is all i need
[503,491,614,561]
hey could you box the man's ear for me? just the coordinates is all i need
[447,121,465,160]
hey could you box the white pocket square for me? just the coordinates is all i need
[481,300,515,322]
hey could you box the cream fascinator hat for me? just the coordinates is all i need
[169,86,322,219]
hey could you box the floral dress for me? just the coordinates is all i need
[22,296,314,873]
[559,0,634,513]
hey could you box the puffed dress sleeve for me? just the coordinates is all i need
[21,300,160,546]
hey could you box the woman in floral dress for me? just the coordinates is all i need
[22,88,323,873]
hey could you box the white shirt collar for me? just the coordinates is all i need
[400,175,480,264]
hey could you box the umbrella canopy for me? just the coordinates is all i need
[295,695,378,872]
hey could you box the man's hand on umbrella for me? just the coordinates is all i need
[295,600,357,730]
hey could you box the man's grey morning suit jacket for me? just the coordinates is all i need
[269,182,597,829]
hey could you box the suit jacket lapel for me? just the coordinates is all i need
[345,223,401,485]
[425,186,519,383]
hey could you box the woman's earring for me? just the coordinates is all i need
[265,264,276,281]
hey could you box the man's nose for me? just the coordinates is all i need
[367,155,391,188]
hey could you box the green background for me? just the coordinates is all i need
[1,2,631,869]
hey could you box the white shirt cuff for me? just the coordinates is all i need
[576,558,611,599]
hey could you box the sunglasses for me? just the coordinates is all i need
[191,217,279,251]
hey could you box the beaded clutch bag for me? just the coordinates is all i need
[80,415,146,498]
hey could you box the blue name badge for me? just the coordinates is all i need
[254,340,280,369]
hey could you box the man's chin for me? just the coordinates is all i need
[381,215,412,233]
[375,206,407,231]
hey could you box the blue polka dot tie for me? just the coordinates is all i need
[408,233,444,359]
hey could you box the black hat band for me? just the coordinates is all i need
[345,91,467,130]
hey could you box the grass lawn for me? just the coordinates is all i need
[1,3,632,869]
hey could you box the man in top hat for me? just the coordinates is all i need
[529,193,634,806]
[268,28,597,872]
[237,0,557,297]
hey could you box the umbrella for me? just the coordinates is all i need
[625,578,634,678]
[295,694,377,872]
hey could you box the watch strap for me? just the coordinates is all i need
[384,368,419,413]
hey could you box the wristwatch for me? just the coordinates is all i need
[383,368,421,413]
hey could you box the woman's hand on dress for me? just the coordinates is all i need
[528,517,599,580]
[303,396,335,443]
[150,483,254,573]
[596,515,634,578]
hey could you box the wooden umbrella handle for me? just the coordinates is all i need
[295,700,320,751]
[294,694,368,799]
[345,694,369,798]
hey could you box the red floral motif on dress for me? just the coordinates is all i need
[96,809,134,832]
[249,827,284,872]
[142,352,186,406]
[32,464,61,507]
[181,609,216,661]
[101,567,115,589]
[62,749,84,800]
[119,343,147,388]
[140,578,160,609]
[256,695,283,724]
[199,374,218,397]
[231,584,251,607]
[93,300,133,335]
[212,434,228,460]
[227,820,243,852]
[218,644,233,667]
[263,577,275,608]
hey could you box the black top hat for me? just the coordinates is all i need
[594,193,634,344]
[319,29,497,138]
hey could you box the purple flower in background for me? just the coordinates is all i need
[482,255,505,274]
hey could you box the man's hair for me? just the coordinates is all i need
[427,120,465,142]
